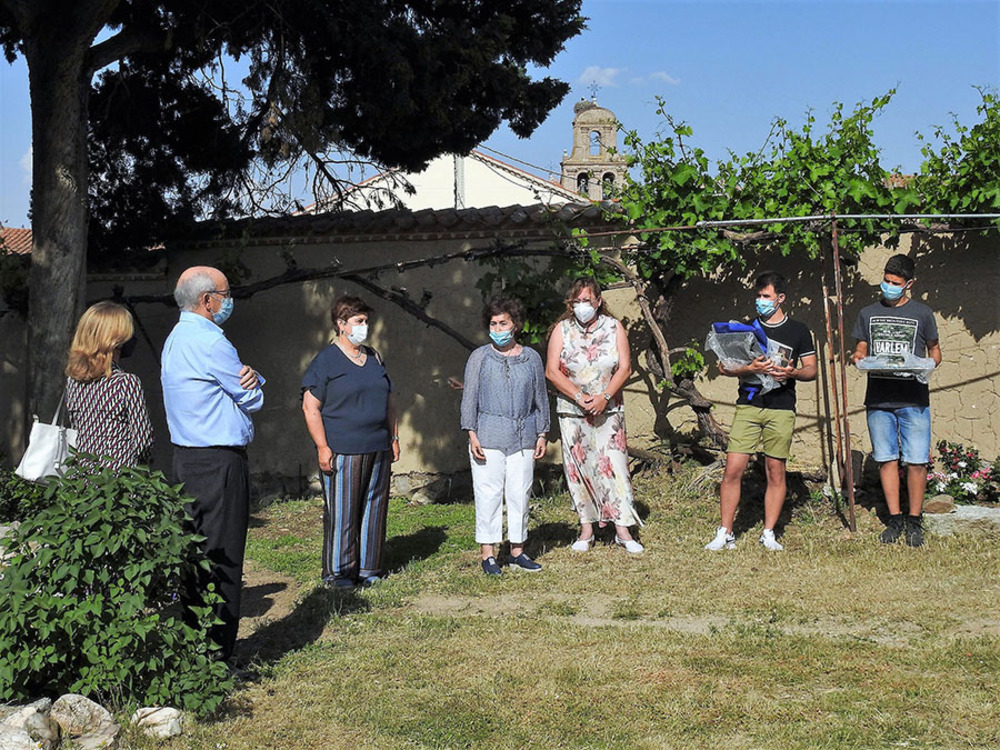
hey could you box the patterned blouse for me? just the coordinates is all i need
[64,364,154,470]
[555,314,625,417]
[460,344,550,455]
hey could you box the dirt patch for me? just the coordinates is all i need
[238,559,303,639]
[406,593,943,645]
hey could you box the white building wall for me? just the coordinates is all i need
[349,154,576,212]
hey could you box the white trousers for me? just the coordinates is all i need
[470,447,535,545]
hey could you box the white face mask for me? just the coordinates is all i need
[573,302,597,324]
[347,323,368,345]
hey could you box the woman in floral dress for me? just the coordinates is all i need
[545,278,644,553]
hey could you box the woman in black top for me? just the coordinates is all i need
[302,296,399,588]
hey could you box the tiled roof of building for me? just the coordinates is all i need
[1,203,626,254]
[174,201,624,248]
[0,226,31,255]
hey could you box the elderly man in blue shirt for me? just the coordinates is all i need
[161,265,264,663]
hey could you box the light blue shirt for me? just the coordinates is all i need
[161,311,265,447]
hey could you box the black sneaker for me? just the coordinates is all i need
[905,516,924,548]
[880,514,905,544]
[508,553,542,572]
[481,556,502,576]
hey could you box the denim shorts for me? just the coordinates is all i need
[866,406,931,464]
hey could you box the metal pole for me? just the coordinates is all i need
[694,213,1000,229]
[830,217,858,531]
[821,274,846,493]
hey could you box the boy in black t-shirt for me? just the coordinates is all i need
[851,254,942,548]
[705,272,817,552]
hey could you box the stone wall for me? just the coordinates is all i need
[620,232,1000,474]
[2,231,997,493]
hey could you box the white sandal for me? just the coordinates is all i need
[570,536,595,552]
[615,536,644,554]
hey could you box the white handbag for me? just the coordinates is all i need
[15,388,78,483]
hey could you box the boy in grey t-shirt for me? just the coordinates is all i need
[851,254,942,547]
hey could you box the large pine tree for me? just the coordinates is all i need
[0,0,584,416]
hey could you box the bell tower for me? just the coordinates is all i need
[560,99,627,201]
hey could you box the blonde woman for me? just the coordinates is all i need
[545,278,643,553]
[65,301,153,469]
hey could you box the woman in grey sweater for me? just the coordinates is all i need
[461,296,550,575]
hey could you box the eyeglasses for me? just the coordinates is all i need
[208,289,232,298]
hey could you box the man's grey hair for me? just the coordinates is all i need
[174,271,217,311]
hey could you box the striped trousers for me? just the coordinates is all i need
[320,450,392,583]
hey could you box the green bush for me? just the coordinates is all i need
[0,467,45,522]
[0,458,233,714]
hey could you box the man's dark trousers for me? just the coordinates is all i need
[174,445,250,661]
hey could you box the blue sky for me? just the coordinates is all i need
[1,0,998,229]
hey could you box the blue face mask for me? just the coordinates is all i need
[880,281,906,301]
[490,329,514,347]
[212,296,234,326]
[755,298,778,318]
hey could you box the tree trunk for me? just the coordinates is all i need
[673,377,729,450]
[600,257,728,449]
[22,12,97,419]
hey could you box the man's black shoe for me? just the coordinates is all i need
[879,514,905,544]
[904,515,924,548]
[226,657,260,682]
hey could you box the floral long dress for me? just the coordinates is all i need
[556,315,641,527]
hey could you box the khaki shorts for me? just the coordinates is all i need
[727,405,796,460]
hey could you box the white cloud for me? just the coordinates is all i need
[19,147,31,184]
[650,71,681,86]
[578,66,624,88]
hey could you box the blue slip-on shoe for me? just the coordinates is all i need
[326,577,356,590]
[360,575,383,588]
[508,553,542,572]
[481,556,502,576]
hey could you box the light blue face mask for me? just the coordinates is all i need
[490,329,514,347]
[755,298,778,318]
[212,296,234,326]
[880,280,906,301]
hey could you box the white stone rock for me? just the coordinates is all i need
[0,726,42,750]
[23,713,58,747]
[50,695,113,737]
[130,707,183,740]
[923,504,1000,537]
[72,725,119,750]
[0,699,52,731]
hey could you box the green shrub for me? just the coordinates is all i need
[0,467,45,522]
[0,458,233,714]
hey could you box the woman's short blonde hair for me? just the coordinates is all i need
[65,302,135,382]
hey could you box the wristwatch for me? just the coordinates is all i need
[602,392,612,402]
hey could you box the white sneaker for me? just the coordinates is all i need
[705,527,735,551]
[571,536,595,552]
[614,537,644,554]
[759,529,783,551]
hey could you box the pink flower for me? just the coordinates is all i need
[613,427,628,452]
[567,462,580,485]
[570,440,587,466]
[598,454,614,478]
[600,501,620,521]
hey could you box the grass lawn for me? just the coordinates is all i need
[137,463,1000,749]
